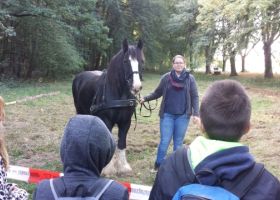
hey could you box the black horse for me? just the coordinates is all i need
[72,39,144,175]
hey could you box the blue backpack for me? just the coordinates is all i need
[172,184,239,200]
[172,163,264,200]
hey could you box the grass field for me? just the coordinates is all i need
[1,72,280,198]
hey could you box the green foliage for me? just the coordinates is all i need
[251,0,280,77]
[56,0,111,69]
[0,0,110,78]
[1,0,280,79]
[167,0,200,69]
[95,0,129,59]
[14,17,83,77]
[0,14,14,38]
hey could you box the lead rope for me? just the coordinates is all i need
[133,106,137,131]
[137,93,158,117]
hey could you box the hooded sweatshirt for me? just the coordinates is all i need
[33,115,128,200]
[149,136,280,200]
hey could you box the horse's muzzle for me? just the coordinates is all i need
[132,85,142,95]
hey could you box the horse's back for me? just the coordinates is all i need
[72,71,103,114]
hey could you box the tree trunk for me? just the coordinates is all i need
[263,42,273,78]
[222,48,227,72]
[205,64,211,74]
[229,51,238,76]
[189,41,193,69]
[94,52,101,70]
[205,46,212,74]
[241,55,246,72]
[26,37,37,79]
[222,59,226,72]
[26,60,34,78]
[0,37,9,74]
[10,38,19,77]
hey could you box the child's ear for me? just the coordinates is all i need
[244,122,251,134]
[200,121,205,133]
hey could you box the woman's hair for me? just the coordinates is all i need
[0,134,9,170]
[200,80,251,142]
[0,96,5,122]
[0,97,8,170]
[172,55,186,64]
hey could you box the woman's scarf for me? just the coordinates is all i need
[169,68,189,89]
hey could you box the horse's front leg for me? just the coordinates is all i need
[117,120,129,149]
[102,120,132,176]
[114,120,132,174]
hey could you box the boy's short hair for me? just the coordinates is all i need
[200,80,251,142]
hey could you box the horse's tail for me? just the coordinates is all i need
[72,75,79,114]
[72,73,86,114]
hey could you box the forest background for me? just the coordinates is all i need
[1,0,280,79]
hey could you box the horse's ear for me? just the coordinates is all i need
[137,39,143,50]
[122,39,128,53]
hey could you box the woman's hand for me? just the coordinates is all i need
[139,97,145,104]
[192,116,200,125]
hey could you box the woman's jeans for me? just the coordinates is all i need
[155,113,190,165]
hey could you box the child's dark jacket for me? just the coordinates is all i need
[148,145,280,200]
[33,115,128,200]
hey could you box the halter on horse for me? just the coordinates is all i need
[72,39,144,175]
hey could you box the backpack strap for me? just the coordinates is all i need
[180,146,197,184]
[50,179,59,200]
[94,179,113,199]
[224,163,265,198]
[49,178,113,200]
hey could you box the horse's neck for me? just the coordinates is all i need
[105,80,130,99]
[105,81,132,102]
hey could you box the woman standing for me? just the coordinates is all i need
[140,55,199,170]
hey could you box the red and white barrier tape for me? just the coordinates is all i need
[7,165,151,200]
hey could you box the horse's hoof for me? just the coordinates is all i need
[102,167,116,177]
[102,148,133,176]
[102,164,132,176]
[102,158,117,176]
[116,166,132,176]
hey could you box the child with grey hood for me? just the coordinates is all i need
[33,115,128,200]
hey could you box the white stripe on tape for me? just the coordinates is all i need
[7,165,30,182]
[130,184,152,200]
[7,165,151,200]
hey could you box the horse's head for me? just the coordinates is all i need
[122,39,144,95]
